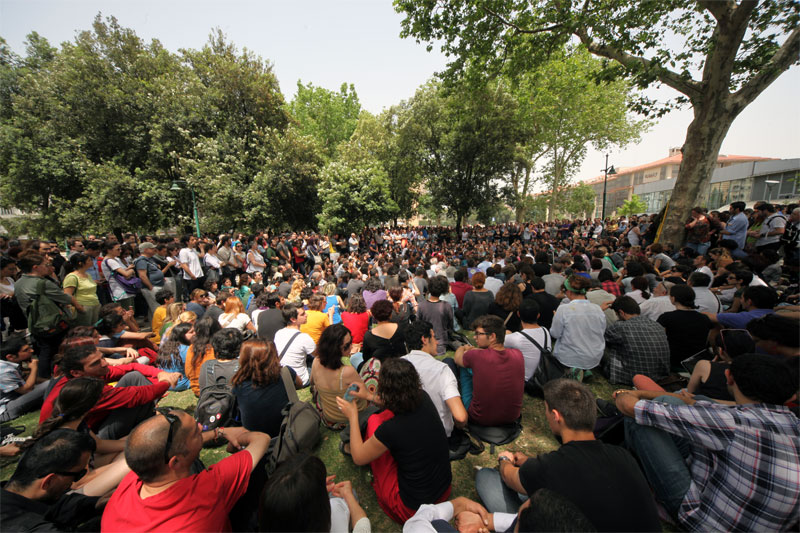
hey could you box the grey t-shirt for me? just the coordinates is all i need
[134,256,165,287]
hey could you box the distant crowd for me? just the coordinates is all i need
[0,200,798,532]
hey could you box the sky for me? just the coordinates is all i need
[2,0,798,185]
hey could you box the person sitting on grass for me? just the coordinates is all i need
[337,358,452,524]
[1,429,105,531]
[101,410,271,532]
[198,328,244,392]
[39,342,180,440]
[155,322,193,392]
[475,379,660,532]
[0,336,50,423]
[184,315,221,396]
[149,288,175,345]
[616,354,800,531]
[259,453,370,533]
[95,313,152,365]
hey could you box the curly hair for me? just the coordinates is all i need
[231,340,281,388]
[346,294,367,314]
[377,358,422,415]
[494,281,522,311]
[316,324,350,370]
[370,299,394,322]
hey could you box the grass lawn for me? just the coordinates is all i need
[1,342,623,532]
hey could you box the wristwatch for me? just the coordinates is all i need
[498,455,512,464]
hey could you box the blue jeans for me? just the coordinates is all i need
[624,395,692,517]
[474,467,527,514]
[443,358,474,410]
[685,242,710,256]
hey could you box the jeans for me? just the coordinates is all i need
[0,380,50,422]
[140,286,162,322]
[443,358,473,410]
[685,242,710,256]
[624,395,691,517]
[474,467,527,514]
[96,371,157,440]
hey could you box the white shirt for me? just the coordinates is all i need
[483,276,504,296]
[246,249,265,273]
[218,312,252,333]
[274,327,316,386]
[639,295,676,322]
[504,327,550,380]
[691,287,721,314]
[178,247,203,280]
[404,502,515,533]
[402,350,460,437]
[757,214,786,246]
[101,257,128,301]
[550,299,606,369]
[695,265,713,278]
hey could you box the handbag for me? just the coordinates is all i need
[103,259,142,295]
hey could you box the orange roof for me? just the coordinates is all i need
[581,154,775,185]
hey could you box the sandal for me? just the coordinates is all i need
[339,442,352,457]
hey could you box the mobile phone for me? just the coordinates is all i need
[343,384,359,402]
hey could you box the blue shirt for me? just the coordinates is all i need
[716,308,773,329]
[725,212,748,251]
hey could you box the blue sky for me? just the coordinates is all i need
[2,0,798,184]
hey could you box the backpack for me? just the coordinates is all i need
[521,329,564,397]
[195,360,240,444]
[265,367,321,476]
[26,278,71,338]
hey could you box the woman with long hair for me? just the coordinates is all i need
[487,281,523,333]
[24,377,130,496]
[336,358,451,524]
[184,315,221,396]
[231,340,301,436]
[156,322,193,391]
[287,279,306,304]
[62,253,101,327]
[311,324,367,429]
[218,296,256,334]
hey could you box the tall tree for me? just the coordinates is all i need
[289,81,361,160]
[396,0,800,245]
[563,183,597,219]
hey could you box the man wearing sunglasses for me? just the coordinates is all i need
[102,409,270,532]
[2,429,103,531]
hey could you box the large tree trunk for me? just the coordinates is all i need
[658,102,736,248]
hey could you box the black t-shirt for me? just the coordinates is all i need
[374,391,452,510]
[519,440,660,532]
[256,308,285,342]
[233,367,295,437]
[527,291,560,329]
[657,310,713,367]
[487,302,522,333]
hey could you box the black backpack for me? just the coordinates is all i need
[521,329,564,397]
[195,360,240,444]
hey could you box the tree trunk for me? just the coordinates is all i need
[455,212,463,234]
[658,102,737,248]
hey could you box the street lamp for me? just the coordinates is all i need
[765,179,780,203]
[170,179,201,238]
[601,154,617,220]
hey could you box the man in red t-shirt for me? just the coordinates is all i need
[101,410,270,532]
[40,344,180,439]
[454,315,524,426]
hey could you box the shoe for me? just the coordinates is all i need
[339,442,351,457]
[596,399,622,418]
[567,368,584,382]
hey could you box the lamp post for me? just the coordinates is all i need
[765,179,780,203]
[170,179,201,238]
[601,154,617,220]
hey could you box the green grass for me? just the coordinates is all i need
[1,345,622,532]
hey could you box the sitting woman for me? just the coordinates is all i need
[235,273,252,309]
[460,271,494,329]
[259,453,369,533]
[184,316,221,396]
[357,300,407,374]
[336,358,452,524]
[95,313,152,365]
[158,302,185,339]
[340,295,369,354]
[487,281,523,333]
[155,322,193,392]
[217,296,256,334]
[232,339,302,437]
[311,324,368,430]
[301,294,331,345]
[322,282,345,325]
[24,377,130,497]
[361,277,387,311]
[388,286,413,324]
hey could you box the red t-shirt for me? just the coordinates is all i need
[101,450,252,532]
[449,281,473,308]
[463,347,524,426]
[341,311,370,344]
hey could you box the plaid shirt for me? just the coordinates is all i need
[604,315,669,385]
[635,400,800,532]
[601,280,622,296]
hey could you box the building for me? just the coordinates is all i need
[581,149,793,217]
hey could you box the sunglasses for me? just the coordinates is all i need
[157,408,181,464]
[55,467,88,481]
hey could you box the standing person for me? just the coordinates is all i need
[684,207,711,256]
[178,235,204,301]
[13,253,73,378]
[453,315,524,426]
[752,203,786,253]
[246,238,266,277]
[475,379,660,532]
[337,358,452,524]
[549,275,606,380]
[100,242,137,310]
[62,253,101,327]
[719,201,748,258]
[134,242,166,321]
[274,303,316,387]
[216,236,236,285]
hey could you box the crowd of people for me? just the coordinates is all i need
[0,200,798,532]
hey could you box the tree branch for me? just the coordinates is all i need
[697,0,734,22]
[483,6,563,35]
[731,26,800,111]
[575,28,703,100]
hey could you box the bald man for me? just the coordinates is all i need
[101,410,270,532]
